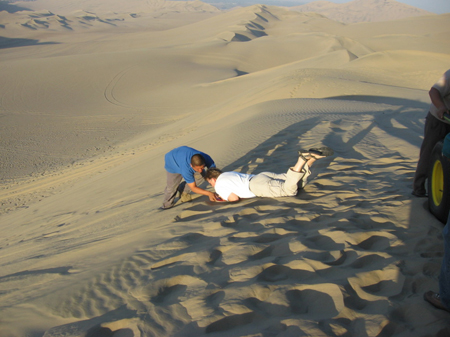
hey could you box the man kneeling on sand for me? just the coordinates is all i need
[205,147,333,202]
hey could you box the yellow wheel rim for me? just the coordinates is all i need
[431,160,444,206]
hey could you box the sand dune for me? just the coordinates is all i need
[290,0,435,23]
[12,0,220,15]
[1,2,450,336]
[0,0,220,39]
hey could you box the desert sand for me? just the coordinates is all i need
[1,1,450,336]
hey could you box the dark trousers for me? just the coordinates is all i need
[440,217,450,310]
[162,171,206,208]
[413,112,450,194]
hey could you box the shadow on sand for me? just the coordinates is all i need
[0,36,60,49]
[0,0,31,13]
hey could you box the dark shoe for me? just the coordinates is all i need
[412,190,428,198]
[424,291,450,311]
[309,146,334,159]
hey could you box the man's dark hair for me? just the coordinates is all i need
[205,168,222,180]
[191,154,206,167]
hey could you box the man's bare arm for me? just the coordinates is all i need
[430,87,449,119]
[187,182,217,201]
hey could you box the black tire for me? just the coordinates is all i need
[428,140,450,224]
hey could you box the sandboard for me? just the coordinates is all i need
[204,194,226,206]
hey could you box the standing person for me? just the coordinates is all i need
[424,133,450,313]
[413,69,450,197]
[205,147,333,202]
[424,217,450,313]
[162,146,217,209]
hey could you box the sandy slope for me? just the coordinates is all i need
[1,3,450,336]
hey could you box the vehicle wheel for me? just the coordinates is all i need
[428,140,450,224]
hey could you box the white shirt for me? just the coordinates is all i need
[430,69,450,124]
[215,172,256,201]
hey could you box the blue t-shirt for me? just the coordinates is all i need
[164,146,215,183]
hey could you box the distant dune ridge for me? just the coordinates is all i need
[290,0,435,23]
[1,0,450,336]
[1,0,221,35]
[11,0,221,14]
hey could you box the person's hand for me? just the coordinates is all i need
[207,192,225,202]
[208,192,218,202]
[437,106,449,119]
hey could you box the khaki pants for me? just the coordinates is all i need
[249,164,311,198]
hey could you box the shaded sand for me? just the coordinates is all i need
[1,3,450,336]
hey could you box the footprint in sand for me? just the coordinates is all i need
[353,235,393,251]
[303,234,345,251]
[205,312,259,334]
[286,288,341,318]
[249,246,274,261]
[350,253,392,270]
[252,232,290,243]
[257,264,316,283]
[221,217,265,231]
[348,268,405,302]
[150,284,188,305]
[205,291,226,309]
[414,230,444,258]
[258,265,291,282]
[422,261,441,278]
[208,249,223,265]
[343,284,372,311]
[321,250,356,266]
[243,296,290,317]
